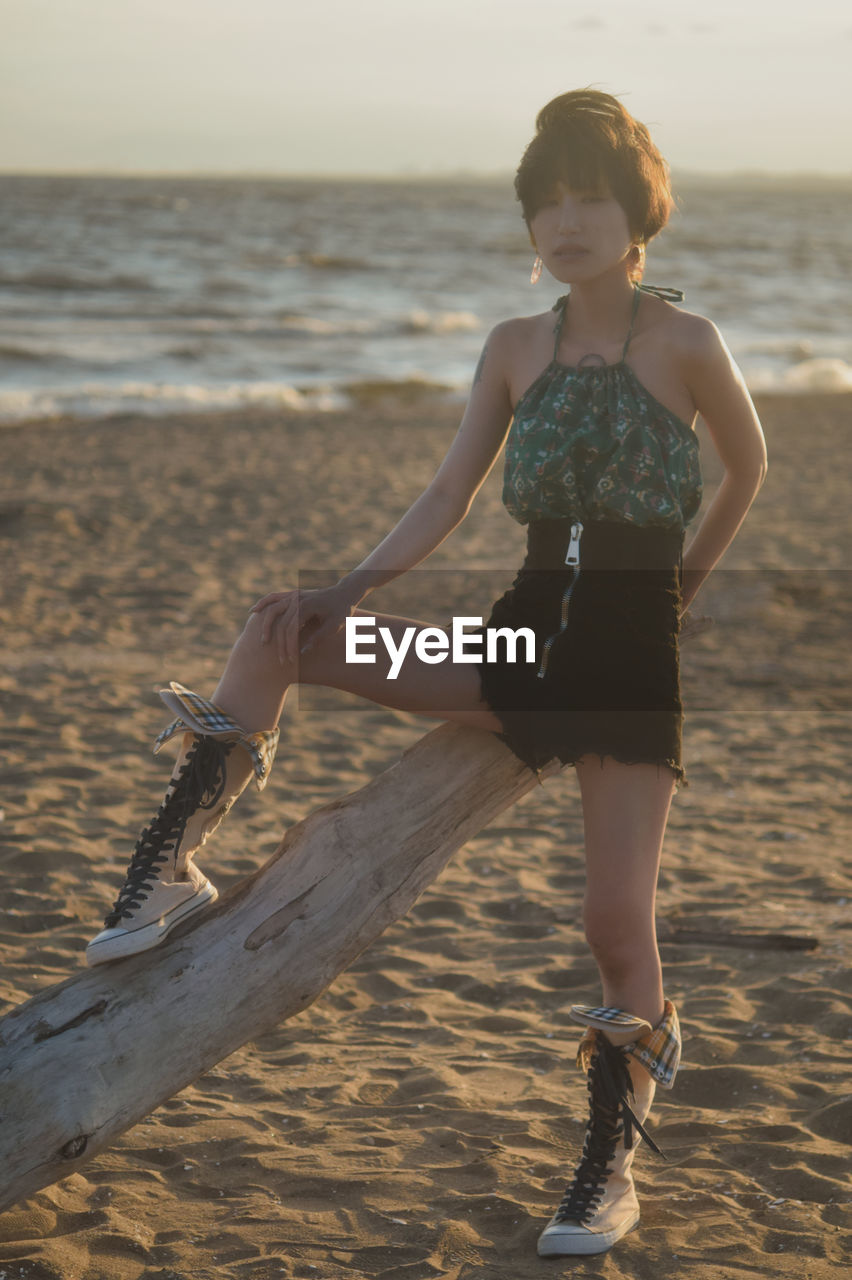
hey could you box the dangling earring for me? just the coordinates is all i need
[530,254,543,285]
[629,243,646,280]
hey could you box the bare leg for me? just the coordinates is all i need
[575,757,675,1026]
[536,758,676,1255]
[88,604,505,963]
[212,607,503,735]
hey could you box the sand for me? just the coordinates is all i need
[0,391,850,1279]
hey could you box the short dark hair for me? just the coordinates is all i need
[515,90,674,245]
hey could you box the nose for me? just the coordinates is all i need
[557,195,581,233]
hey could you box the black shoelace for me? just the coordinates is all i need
[553,1035,662,1225]
[104,736,232,927]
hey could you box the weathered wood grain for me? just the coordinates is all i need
[0,723,539,1214]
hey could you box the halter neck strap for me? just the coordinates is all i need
[551,284,685,362]
[620,286,643,359]
[551,295,569,359]
[638,284,685,302]
[623,284,685,357]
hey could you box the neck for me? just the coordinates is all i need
[563,272,637,341]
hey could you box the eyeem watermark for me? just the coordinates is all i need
[345,616,536,680]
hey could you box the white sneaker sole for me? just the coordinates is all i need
[85,879,218,966]
[536,1209,640,1256]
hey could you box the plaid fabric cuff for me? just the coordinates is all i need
[153,682,279,792]
[574,999,681,1089]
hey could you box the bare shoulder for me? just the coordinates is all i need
[484,312,552,356]
[660,305,766,471]
[663,306,734,372]
[640,301,747,408]
[464,315,543,416]
[479,311,556,402]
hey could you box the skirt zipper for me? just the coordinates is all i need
[536,520,583,680]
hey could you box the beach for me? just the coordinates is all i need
[0,390,850,1279]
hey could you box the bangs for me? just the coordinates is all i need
[538,147,612,206]
[516,131,618,219]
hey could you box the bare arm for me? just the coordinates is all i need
[680,320,768,609]
[252,324,515,660]
[337,326,514,605]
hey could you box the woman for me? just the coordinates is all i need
[86,91,767,1256]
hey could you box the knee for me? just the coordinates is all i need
[230,609,286,670]
[237,609,266,648]
[582,894,655,973]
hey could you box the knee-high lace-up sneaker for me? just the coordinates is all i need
[537,1001,681,1257]
[86,683,278,966]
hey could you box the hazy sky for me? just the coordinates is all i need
[2,0,850,175]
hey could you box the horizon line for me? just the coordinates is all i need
[1,166,851,184]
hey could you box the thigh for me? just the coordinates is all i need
[297,608,504,732]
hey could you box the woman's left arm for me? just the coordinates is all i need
[679,318,768,609]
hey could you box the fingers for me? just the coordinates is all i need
[250,591,288,613]
[262,599,293,648]
[250,592,299,653]
[256,595,317,665]
[249,589,347,666]
[281,605,304,666]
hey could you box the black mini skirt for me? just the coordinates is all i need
[477,518,686,781]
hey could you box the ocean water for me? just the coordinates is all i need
[1,174,851,423]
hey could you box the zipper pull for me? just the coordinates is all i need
[564,520,584,567]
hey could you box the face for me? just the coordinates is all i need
[529,180,635,285]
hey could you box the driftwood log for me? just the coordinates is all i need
[0,724,540,1215]
[656,923,819,951]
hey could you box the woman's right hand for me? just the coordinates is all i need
[249,581,358,665]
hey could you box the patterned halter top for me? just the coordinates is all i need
[502,284,703,529]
